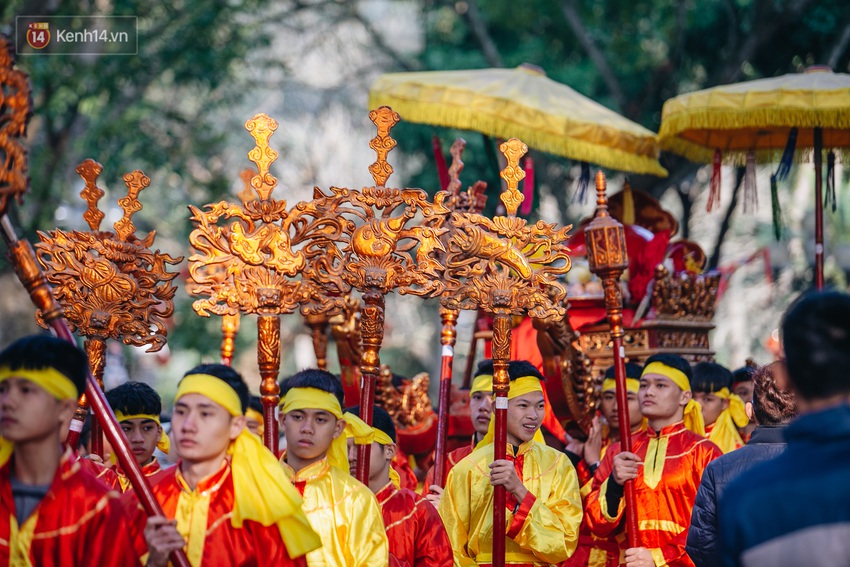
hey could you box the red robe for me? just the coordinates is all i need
[114,459,162,492]
[125,461,298,566]
[376,482,453,567]
[585,422,721,567]
[421,442,474,494]
[0,446,139,566]
[391,452,419,492]
[79,456,122,491]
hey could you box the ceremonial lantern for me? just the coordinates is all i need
[0,36,191,567]
[188,114,349,453]
[435,138,572,567]
[584,171,639,547]
[306,106,450,483]
[35,160,181,455]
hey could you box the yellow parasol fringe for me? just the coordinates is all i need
[368,95,668,177]
[661,135,850,166]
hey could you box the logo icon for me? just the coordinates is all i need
[26,22,51,49]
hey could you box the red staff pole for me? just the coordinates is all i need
[1,215,192,567]
[584,172,640,548]
[433,306,459,487]
[490,311,512,567]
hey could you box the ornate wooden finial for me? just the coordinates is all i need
[0,36,33,216]
[447,138,467,195]
[237,168,256,205]
[368,106,400,187]
[76,159,105,231]
[36,161,181,351]
[594,170,609,218]
[498,138,528,216]
[245,114,279,201]
[114,171,150,241]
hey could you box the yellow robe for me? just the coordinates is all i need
[438,439,582,566]
[281,457,388,567]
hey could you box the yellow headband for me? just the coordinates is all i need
[280,387,343,419]
[470,374,494,395]
[0,367,78,401]
[176,374,243,416]
[508,375,544,399]
[246,407,264,423]
[343,412,394,446]
[641,362,705,436]
[114,411,170,454]
[281,387,348,472]
[343,412,400,487]
[714,388,749,428]
[642,361,691,392]
[602,378,640,394]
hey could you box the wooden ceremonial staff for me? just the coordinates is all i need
[435,139,572,567]
[584,171,640,547]
[307,106,450,484]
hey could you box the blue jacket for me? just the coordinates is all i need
[718,404,850,567]
[685,426,787,567]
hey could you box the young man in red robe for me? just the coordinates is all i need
[585,354,722,567]
[126,363,320,567]
[0,334,139,566]
[106,381,169,490]
[346,405,452,566]
[423,358,494,506]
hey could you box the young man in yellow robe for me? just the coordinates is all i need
[278,368,388,566]
[346,405,453,567]
[585,354,722,567]
[691,362,748,453]
[0,334,139,566]
[439,360,582,566]
[126,363,320,567]
[106,381,170,491]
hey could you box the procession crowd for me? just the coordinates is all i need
[0,289,847,567]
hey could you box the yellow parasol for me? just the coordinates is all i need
[659,66,850,289]
[369,64,668,177]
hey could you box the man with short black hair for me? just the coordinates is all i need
[719,291,850,567]
[106,381,169,490]
[585,353,722,567]
[688,362,795,567]
[0,334,138,565]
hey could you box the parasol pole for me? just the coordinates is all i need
[220,313,240,366]
[433,305,459,487]
[0,216,192,567]
[585,171,639,548]
[814,127,824,290]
